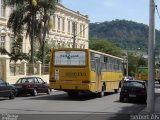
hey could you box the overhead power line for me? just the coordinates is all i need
[152,0,160,22]
[155,5,160,20]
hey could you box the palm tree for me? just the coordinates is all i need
[5,0,38,64]
[5,0,57,73]
[36,0,56,68]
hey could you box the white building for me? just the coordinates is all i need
[0,1,89,54]
[0,1,89,83]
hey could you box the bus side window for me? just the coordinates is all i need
[115,59,118,72]
[90,53,96,71]
[110,58,113,71]
[108,57,112,71]
[102,56,107,71]
[118,60,123,72]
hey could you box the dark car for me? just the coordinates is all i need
[120,80,147,103]
[14,76,51,96]
[0,79,17,99]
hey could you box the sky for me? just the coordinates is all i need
[61,0,160,30]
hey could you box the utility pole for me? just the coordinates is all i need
[72,22,76,48]
[126,51,128,76]
[147,0,155,113]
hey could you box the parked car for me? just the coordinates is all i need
[120,80,147,103]
[14,76,51,96]
[0,79,17,99]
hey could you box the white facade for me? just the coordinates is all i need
[0,2,89,54]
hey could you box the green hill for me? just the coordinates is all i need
[89,19,160,53]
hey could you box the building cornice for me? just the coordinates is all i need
[56,4,89,23]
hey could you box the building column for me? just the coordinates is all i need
[0,55,10,81]
[21,60,27,76]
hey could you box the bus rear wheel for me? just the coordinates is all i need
[67,91,79,97]
[98,84,105,98]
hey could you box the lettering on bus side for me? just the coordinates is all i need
[65,72,86,76]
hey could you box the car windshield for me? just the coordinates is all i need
[16,78,34,84]
[123,81,144,88]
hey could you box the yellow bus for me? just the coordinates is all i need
[135,67,148,81]
[49,48,123,97]
[135,67,159,82]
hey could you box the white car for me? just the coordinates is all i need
[124,76,134,81]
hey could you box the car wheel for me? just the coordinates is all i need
[16,93,20,97]
[114,89,119,93]
[119,81,122,88]
[120,96,124,102]
[9,90,15,99]
[32,89,38,96]
[46,88,51,95]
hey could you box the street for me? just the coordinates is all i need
[0,91,146,114]
[0,87,150,120]
[0,82,159,120]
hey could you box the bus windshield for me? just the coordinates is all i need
[54,50,86,66]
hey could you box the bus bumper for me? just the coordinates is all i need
[50,83,92,92]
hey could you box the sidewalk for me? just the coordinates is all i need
[140,91,160,114]
[140,96,160,114]
[155,96,160,113]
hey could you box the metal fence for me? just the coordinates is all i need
[10,64,23,76]
[9,63,49,76]
[41,64,49,75]
[26,64,38,75]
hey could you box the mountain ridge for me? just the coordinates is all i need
[89,19,160,53]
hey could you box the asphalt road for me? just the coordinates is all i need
[0,86,150,120]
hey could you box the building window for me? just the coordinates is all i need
[10,37,14,52]
[62,18,65,32]
[0,0,5,17]
[68,20,70,33]
[83,25,85,38]
[72,22,77,34]
[0,36,5,48]
[75,23,77,35]
[53,16,56,30]
[57,42,60,48]
[57,17,60,31]
[72,22,74,34]
[80,24,82,37]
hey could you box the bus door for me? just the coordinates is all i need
[95,58,102,92]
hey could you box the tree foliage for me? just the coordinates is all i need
[0,36,29,63]
[128,53,147,76]
[5,0,56,64]
[89,39,123,57]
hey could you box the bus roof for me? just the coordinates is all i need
[51,48,123,60]
[89,49,123,60]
